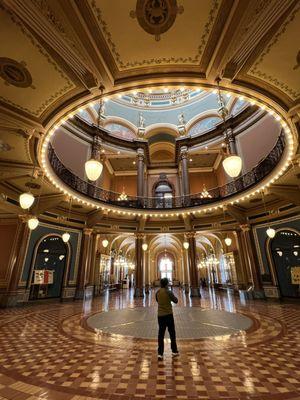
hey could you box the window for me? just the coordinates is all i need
[159,256,173,281]
[154,181,173,208]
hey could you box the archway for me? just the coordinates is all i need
[270,229,300,298]
[153,179,174,208]
[157,252,175,282]
[29,235,69,300]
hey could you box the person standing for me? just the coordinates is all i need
[156,277,179,360]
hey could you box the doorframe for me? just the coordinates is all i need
[28,233,71,299]
[266,227,300,295]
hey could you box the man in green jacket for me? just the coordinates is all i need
[155,277,179,360]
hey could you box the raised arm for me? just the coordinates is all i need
[168,290,178,304]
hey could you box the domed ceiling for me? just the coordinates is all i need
[77,88,248,140]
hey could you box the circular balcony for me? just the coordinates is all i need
[47,132,285,212]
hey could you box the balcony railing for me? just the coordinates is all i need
[48,133,285,210]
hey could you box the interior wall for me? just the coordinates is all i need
[101,164,113,191]
[215,162,229,187]
[236,114,280,173]
[0,222,18,288]
[113,175,137,196]
[51,127,90,179]
[189,172,218,194]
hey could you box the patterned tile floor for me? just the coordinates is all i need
[0,288,299,400]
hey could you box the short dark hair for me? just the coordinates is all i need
[160,277,169,288]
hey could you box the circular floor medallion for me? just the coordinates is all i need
[86,306,253,339]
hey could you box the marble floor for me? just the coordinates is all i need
[0,288,299,400]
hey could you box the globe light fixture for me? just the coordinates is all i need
[102,238,109,248]
[142,243,148,251]
[222,155,242,178]
[28,217,39,230]
[85,158,103,181]
[183,241,189,250]
[266,227,276,238]
[62,232,70,243]
[224,237,232,246]
[19,192,35,209]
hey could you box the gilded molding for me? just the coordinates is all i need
[0,5,74,117]
[89,0,221,69]
[249,3,300,100]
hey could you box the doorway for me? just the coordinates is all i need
[29,235,68,300]
[270,229,300,298]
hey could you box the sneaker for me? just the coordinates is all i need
[158,354,163,360]
[172,352,179,357]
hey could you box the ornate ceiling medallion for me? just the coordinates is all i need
[130,0,184,41]
[0,58,33,88]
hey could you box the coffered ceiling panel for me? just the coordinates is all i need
[0,6,75,117]
[88,0,221,70]
[0,130,30,163]
[109,157,137,171]
[189,153,218,168]
[248,3,300,100]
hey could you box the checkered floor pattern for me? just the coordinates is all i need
[0,288,299,399]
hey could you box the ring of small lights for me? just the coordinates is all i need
[40,83,296,219]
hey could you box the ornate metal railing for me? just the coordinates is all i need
[48,133,285,210]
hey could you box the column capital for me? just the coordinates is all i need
[18,214,29,223]
[135,233,145,240]
[240,224,251,232]
[137,147,145,160]
[180,146,188,159]
[83,228,93,236]
[185,231,196,239]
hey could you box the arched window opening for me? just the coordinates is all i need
[159,255,173,282]
[154,180,173,208]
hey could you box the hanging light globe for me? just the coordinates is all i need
[222,155,242,178]
[225,237,232,246]
[142,243,148,251]
[266,228,276,238]
[62,232,70,243]
[19,192,35,209]
[85,158,103,181]
[28,217,39,230]
[183,241,189,250]
[102,239,109,248]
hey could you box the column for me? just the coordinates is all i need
[75,228,93,299]
[137,148,145,201]
[0,216,30,307]
[187,232,201,297]
[240,225,264,297]
[89,232,99,294]
[134,233,144,297]
[180,146,190,205]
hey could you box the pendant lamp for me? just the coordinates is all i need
[28,216,39,230]
[19,192,35,209]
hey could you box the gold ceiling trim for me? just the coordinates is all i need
[249,3,300,100]
[0,5,74,117]
[89,0,221,69]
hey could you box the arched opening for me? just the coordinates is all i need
[153,179,173,208]
[158,252,175,282]
[270,229,300,298]
[29,235,69,300]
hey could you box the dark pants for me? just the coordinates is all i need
[158,314,178,355]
